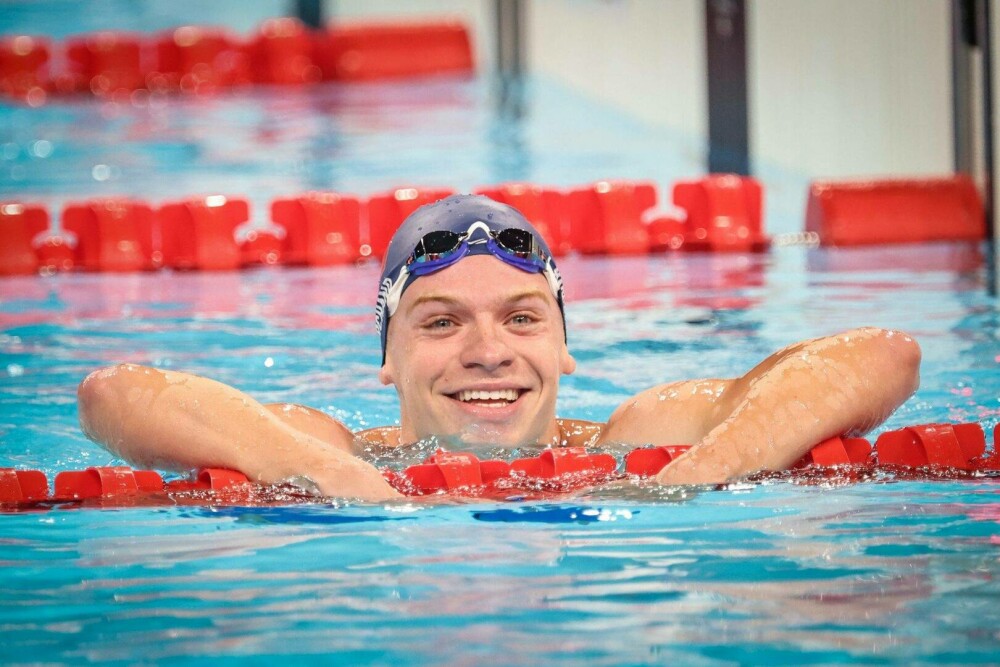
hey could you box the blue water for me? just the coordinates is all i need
[3,5,1000,665]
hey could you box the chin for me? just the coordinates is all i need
[454,422,533,448]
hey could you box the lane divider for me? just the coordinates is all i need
[3,174,983,277]
[805,176,985,247]
[1,18,473,104]
[1,177,770,276]
[3,422,998,508]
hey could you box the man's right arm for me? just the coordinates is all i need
[77,364,400,501]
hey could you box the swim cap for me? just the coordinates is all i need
[375,194,565,363]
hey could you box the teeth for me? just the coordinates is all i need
[457,389,520,402]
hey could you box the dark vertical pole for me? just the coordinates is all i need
[294,0,324,29]
[490,0,529,182]
[974,0,994,240]
[705,0,750,175]
[495,0,524,78]
[952,0,975,174]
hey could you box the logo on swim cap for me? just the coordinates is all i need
[374,276,393,335]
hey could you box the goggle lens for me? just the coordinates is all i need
[412,230,463,263]
[493,228,535,256]
[405,224,548,275]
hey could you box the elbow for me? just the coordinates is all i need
[851,327,922,399]
[78,365,113,408]
[77,363,142,444]
[77,366,116,442]
[894,331,922,396]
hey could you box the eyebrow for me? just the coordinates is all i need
[405,289,552,315]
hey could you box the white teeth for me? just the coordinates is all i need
[457,389,520,402]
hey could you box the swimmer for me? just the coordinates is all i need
[77,195,921,500]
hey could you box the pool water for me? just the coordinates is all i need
[3,15,1000,665]
[3,243,999,665]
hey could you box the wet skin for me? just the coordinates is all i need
[379,255,575,448]
[77,255,922,499]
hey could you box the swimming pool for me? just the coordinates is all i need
[3,247,1000,665]
[4,15,1000,667]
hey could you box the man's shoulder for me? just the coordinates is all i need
[556,418,605,447]
[356,426,401,447]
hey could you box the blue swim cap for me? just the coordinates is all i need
[375,194,565,363]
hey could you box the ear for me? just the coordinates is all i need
[560,343,576,375]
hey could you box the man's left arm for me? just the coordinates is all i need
[601,327,921,484]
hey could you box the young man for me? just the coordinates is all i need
[77,195,921,501]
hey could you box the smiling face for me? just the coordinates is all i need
[379,255,575,446]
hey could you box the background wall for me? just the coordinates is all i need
[332,0,959,231]
[748,0,953,179]
[1,0,970,233]
[746,0,954,225]
[524,0,705,145]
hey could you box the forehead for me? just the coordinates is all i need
[398,255,555,313]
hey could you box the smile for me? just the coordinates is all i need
[450,388,524,406]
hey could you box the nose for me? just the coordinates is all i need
[459,320,515,372]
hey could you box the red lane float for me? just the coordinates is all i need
[567,180,657,255]
[623,435,872,478]
[153,26,250,93]
[623,445,692,476]
[239,229,283,267]
[2,423,999,508]
[62,199,157,272]
[34,235,76,273]
[158,195,248,271]
[794,435,873,467]
[163,468,254,494]
[386,447,620,497]
[248,18,320,86]
[0,35,50,103]
[671,174,769,252]
[271,192,363,265]
[366,186,455,260]
[0,466,255,505]
[65,32,146,96]
[1,19,474,102]
[805,176,985,246]
[314,21,473,82]
[475,183,571,256]
[387,450,509,494]
[0,202,49,276]
[2,172,991,277]
[55,466,163,499]
[875,423,986,470]
[0,469,49,502]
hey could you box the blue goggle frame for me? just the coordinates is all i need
[378,221,562,326]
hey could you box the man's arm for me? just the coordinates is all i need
[77,364,400,501]
[600,327,921,484]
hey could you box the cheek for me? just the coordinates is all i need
[524,341,567,379]
[394,343,453,390]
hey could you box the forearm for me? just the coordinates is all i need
[657,328,921,484]
[77,364,399,500]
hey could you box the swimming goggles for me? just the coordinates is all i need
[380,220,563,321]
